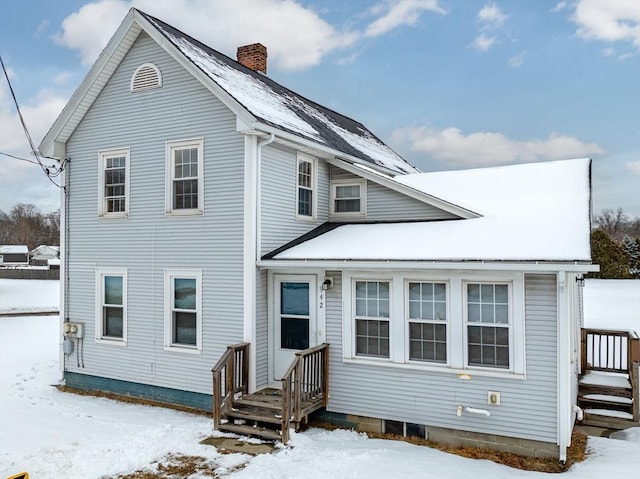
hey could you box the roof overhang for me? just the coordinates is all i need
[257,259,600,273]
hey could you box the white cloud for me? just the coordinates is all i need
[364,0,446,37]
[54,0,358,71]
[471,34,496,51]
[508,51,525,67]
[571,0,640,47]
[391,126,605,166]
[478,2,508,27]
[551,2,570,13]
[34,19,50,38]
[601,47,615,56]
[626,160,640,175]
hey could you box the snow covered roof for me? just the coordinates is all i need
[137,11,416,175]
[0,245,29,254]
[270,159,593,263]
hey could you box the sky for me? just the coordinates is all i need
[0,0,638,218]
[1,278,640,477]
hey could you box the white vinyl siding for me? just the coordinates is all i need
[64,32,245,395]
[164,269,202,353]
[95,268,127,344]
[328,272,559,445]
[166,138,203,215]
[98,148,129,217]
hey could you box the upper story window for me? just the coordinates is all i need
[296,153,315,219]
[330,179,366,216]
[95,268,127,344]
[130,63,162,92]
[98,148,129,218]
[166,139,203,215]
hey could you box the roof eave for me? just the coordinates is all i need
[257,258,599,273]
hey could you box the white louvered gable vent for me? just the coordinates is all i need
[130,63,162,92]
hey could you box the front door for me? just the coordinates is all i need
[273,275,316,381]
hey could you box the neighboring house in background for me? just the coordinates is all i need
[30,245,60,266]
[0,245,29,267]
[39,9,599,461]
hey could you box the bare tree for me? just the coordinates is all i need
[595,208,627,239]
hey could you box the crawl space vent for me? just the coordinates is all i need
[130,63,162,92]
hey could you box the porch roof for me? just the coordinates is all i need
[265,158,594,265]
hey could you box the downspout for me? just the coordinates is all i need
[256,133,275,260]
[557,271,570,462]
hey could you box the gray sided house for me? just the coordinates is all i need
[40,9,599,461]
[0,245,29,266]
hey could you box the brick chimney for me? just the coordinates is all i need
[237,43,267,74]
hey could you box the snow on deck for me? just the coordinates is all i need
[579,371,631,389]
[274,159,592,262]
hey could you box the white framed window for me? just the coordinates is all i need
[166,138,204,215]
[95,268,127,344]
[343,272,525,377]
[164,269,202,352]
[465,282,511,369]
[407,281,448,364]
[354,280,390,358]
[296,153,316,219]
[330,179,366,216]
[98,148,129,217]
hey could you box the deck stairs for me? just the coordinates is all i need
[578,328,639,429]
[212,343,329,443]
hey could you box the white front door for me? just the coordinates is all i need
[273,275,317,381]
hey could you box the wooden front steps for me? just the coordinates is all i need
[212,343,330,443]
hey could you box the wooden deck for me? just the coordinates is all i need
[212,343,329,443]
[578,328,639,429]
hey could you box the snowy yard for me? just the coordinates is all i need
[1,279,639,478]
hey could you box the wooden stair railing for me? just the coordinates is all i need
[281,343,329,443]
[212,342,249,430]
[580,328,639,425]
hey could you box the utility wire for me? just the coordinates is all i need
[0,54,65,188]
[0,151,41,165]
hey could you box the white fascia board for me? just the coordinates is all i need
[251,122,413,177]
[136,13,257,129]
[327,158,480,219]
[257,259,600,273]
[39,10,140,156]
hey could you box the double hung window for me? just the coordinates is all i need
[98,149,129,217]
[408,282,447,363]
[296,154,315,218]
[355,281,390,358]
[166,139,203,214]
[96,269,127,343]
[330,179,366,216]
[164,270,202,351]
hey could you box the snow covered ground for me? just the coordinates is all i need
[1,280,640,478]
[0,278,59,314]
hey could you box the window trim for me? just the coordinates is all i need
[163,269,203,353]
[330,178,366,217]
[98,148,130,218]
[165,138,204,216]
[95,268,127,345]
[295,152,316,220]
[342,271,525,377]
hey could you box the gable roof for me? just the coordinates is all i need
[265,159,594,265]
[39,8,417,175]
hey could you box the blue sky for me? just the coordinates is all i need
[1,0,638,217]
